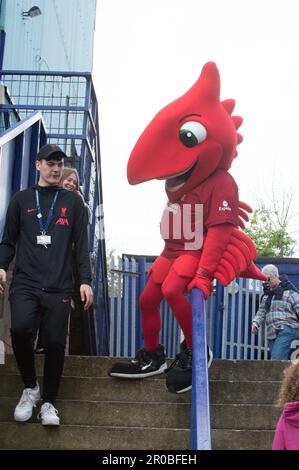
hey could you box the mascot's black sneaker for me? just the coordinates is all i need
[166,343,213,394]
[108,345,167,378]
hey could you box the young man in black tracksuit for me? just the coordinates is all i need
[0,144,93,426]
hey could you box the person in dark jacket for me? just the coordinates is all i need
[273,360,299,450]
[0,143,93,426]
[34,166,90,354]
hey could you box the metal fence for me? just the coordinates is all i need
[109,255,268,360]
[221,278,269,360]
[110,256,181,358]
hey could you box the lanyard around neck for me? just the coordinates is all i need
[35,190,59,234]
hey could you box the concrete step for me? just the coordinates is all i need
[0,374,281,404]
[0,355,126,378]
[212,429,275,450]
[0,375,189,403]
[0,397,191,429]
[211,404,280,430]
[210,358,287,382]
[0,422,275,450]
[0,355,289,382]
[0,398,280,430]
[0,356,283,450]
[210,380,280,405]
[0,422,189,450]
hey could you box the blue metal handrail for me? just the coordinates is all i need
[0,111,46,144]
[190,288,212,450]
[0,111,47,239]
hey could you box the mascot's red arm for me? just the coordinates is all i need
[127,62,267,299]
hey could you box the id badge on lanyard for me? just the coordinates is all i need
[35,190,58,249]
[37,232,52,248]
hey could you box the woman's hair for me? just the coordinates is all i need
[59,167,80,192]
[276,360,299,407]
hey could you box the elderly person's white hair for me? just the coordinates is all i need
[262,264,279,278]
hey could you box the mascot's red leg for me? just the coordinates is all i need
[139,275,164,351]
[161,270,193,348]
[139,254,198,351]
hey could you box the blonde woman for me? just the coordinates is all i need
[273,360,299,450]
[60,167,91,221]
[60,167,82,197]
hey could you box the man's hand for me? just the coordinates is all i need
[251,322,259,334]
[80,284,93,310]
[0,269,6,296]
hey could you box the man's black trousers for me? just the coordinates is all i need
[10,285,71,404]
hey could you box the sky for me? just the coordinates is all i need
[93,0,299,257]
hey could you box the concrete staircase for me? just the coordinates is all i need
[0,355,286,450]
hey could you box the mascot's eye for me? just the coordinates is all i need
[179,121,207,148]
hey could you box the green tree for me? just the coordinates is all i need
[245,196,296,257]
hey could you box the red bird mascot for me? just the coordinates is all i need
[109,62,267,393]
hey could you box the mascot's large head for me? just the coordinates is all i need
[127,62,243,201]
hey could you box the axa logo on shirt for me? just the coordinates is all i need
[219,200,232,212]
[56,207,69,226]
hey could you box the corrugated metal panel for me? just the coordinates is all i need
[2,0,96,72]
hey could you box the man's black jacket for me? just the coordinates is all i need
[0,185,92,292]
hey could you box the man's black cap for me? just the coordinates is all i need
[36,144,66,161]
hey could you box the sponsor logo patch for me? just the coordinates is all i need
[56,207,69,226]
[219,200,232,212]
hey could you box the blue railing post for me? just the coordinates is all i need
[190,288,212,450]
[213,282,224,359]
[0,30,6,75]
[136,256,146,351]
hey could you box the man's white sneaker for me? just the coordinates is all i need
[14,384,40,422]
[38,402,60,426]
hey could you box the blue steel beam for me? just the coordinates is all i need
[1,104,87,112]
[0,70,92,78]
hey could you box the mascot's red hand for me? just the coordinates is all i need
[188,225,234,298]
[187,272,213,300]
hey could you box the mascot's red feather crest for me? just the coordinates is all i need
[127,61,266,297]
[128,62,243,201]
